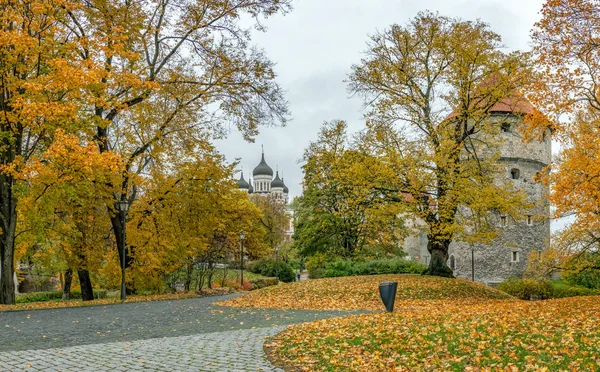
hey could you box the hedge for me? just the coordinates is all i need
[248,258,296,282]
[497,278,600,300]
[317,258,427,279]
[16,289,108,303]
[249,277,278,290]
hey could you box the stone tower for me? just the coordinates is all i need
[448,98,552,285]
[405,97,552,285]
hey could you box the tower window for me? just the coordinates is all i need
[510,168,520,180]
[501,123,511,132]
[511,251,519,262]
[527,215,533,226]
[449,255,456,270]
[501,215,507,227]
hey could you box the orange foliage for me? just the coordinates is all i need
[268,296,600,371]
[218,274,511,311]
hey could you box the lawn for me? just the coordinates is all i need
[217,274,512,311]
[218,274,600,371]
[267,296,600,371]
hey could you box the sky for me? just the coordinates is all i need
[214,0,547,197]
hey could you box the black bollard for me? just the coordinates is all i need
[378,281,398,312]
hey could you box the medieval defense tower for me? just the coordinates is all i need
[406,98,552,285]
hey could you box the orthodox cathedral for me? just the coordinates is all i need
[237,149,290,205]
[237,149,294,238]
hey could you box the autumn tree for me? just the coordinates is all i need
[348,12,530,276]
[128,146,264,292]
[294,120,407,260]
[0,1,99,304]
[250,193,289,250]
[53,0,291,293]
[17,131,122,300]
[529,0,600,276]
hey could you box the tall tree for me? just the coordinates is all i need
[294,120,407,259]
[530,0,600,274]
[250,193,289,251]
[17,130,122,300]
[128,146,265,292]
[55,0,291,291]
[0,1,96,304]
[348,12,529,276]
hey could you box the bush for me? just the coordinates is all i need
[16,289,108,303]
[306,253,329,279]
[498,277,600,300]
[324,260,356,277]
[550,284,600,298]
[249,277,278,290]
[249,258,295,282]
[564,269,600,290]
[354,259,426,276]
[318,258,427,278]
[497,278,553,300]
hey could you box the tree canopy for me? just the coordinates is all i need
[347,12,530,276]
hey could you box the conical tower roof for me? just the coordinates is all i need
[248,178,254,194]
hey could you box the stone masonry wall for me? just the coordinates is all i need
[403,113,551,285]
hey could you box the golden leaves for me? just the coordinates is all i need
[219,274,512,311]
[268,294,600,371]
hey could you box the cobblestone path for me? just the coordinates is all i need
[0,327,284,371]
[0,294,363,371]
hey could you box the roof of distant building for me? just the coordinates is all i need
[253,151,274,177]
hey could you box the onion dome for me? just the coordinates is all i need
[238,172,249,189]
[248,178,254,194]
[253,152,274,177]
[282,178,289,194]
[271,171,285,188]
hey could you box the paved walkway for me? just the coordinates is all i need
[0,294,361,371]
[0,327,284,371]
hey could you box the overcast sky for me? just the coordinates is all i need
[214,0,546,198]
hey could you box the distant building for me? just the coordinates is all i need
[238,149,294,238]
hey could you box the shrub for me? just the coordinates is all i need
[354,259,426,276]
[550,284,599,298]
[249,258,295,282]
[324,260,356,277]
[16,289,108,303]
[306,253,329,279]
[318,258,427,278]
[563,269,600,290]
[497,278,554,300]
[223,279,242,291]
[498,278,600,300]
[249,277,278,290]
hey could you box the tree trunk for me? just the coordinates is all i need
[0,178,17,305]
[77,269,94,301]
[183,258,193,292]
[62,269,73,300]
[423,238,454,278]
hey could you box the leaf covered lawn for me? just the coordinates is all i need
[267,296,600,371]
[218,274,512,311]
